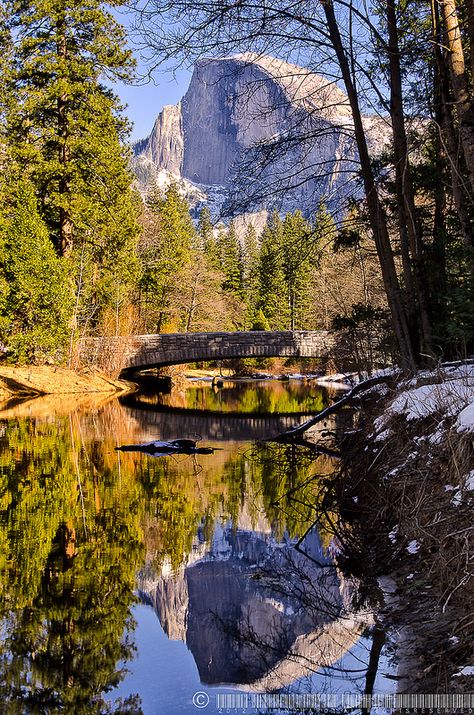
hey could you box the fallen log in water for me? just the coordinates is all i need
[115,438,218,456]
[275,375,393,440]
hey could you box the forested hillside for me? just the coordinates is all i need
[0,0,473,371]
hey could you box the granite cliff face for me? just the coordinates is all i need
[141,103,183,174]
[133,53,388,219]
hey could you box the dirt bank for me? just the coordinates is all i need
[336,364,474,698]
[0,365,132,398]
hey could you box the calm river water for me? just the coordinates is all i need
[0,379,395,714]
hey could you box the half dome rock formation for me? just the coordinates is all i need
[133,53,389,219]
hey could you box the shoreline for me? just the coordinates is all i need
[0,365,133,398]
[336,364,474,696]
[0,363,344,403]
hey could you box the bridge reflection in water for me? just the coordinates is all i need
[119,377,348,442]
[119,394,326,443]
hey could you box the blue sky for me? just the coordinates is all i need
[113,67,192,142]
[110,7,192,143]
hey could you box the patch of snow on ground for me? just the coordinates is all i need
[464,470,474,491]
[388,527,398,543]
[453,666,474,677]
[455,400,474,432]
[373,416,386,432]
[407,540,420,554]
[451,491,462,507]
[428,427,444,444]
[387,366,474,422]
[315,373,353,389]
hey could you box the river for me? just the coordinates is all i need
[0,378,395,714]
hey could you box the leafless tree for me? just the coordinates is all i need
[129,0,474,367]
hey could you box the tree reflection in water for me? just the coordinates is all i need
[0,394,389,713]
[0,414,144,713]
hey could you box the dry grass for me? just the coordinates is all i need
[0,365,130,397]
[336,372,474,694]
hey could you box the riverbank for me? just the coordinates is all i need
[0,365,132,398]
[336,363,474,698]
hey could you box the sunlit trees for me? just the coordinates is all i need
[257,212,289,330]
[0,0,142,361]
[0,179,73,362]
[138,184,194,331]
[217,220,245,298]
[281,210,314,330]
[256,210,322,330]
[242,224,260,326]
[4,0,138,259]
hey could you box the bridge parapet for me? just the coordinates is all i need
[79,330,337,375]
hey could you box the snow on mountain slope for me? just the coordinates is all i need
[132,53,390,222]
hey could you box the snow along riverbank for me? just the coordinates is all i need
[342,362,474,696]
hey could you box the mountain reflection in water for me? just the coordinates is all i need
[140,525,365,690]
[0,381,393,714]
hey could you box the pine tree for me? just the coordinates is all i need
[0,179,73,362]
[147,183,195,262]
[5,0,137,258]
[218,221,245,297]
[242,224,260,325]
[203,231,222,272]
[139,183,195,332]
[257,212,289,329]
[282,210,314,329]
[207,223,226,271]
[0,7,12,131]
[197,205,213,252]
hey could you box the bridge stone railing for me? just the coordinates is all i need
[79,330,337,376]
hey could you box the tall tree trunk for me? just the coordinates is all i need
[185,274,199,331]
[362,622,386,715]
[321,0,416,371]
[431,70,449,329]
[386,0,434,355]
[464,0,474,82]
[441,0,474,196]
[57,14,73,257]
[432,0,474,248]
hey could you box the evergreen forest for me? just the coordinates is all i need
[0,0,473,370]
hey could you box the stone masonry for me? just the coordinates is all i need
[109,330,336,375]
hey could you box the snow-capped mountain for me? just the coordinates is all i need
[132,53,390,222]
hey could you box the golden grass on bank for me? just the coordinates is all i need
[0,365,130,397]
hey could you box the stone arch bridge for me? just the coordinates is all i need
[81,330,337,377]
